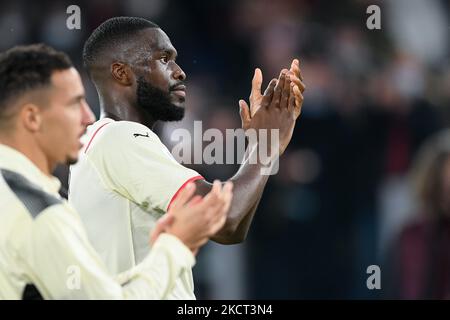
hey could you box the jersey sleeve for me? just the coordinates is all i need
[86,121,203,212]
[25,204,195,299]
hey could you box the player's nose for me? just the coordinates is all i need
[81,101,95,127]
[172,62,186,81]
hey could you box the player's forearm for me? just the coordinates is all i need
[39,230,194,300]
[212,142,271,244]
[231,185,265,241]
[118,233,195,299]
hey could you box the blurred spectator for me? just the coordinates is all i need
[386,130,450,299]
[386,0,448,66]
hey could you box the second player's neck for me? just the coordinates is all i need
[101,106,157,130]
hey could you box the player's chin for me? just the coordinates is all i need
[65,147,81,165]
[65,155,79,166]
[170,93,186,107]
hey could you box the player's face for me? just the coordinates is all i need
[36,68,95,166]
[132,28,187,122]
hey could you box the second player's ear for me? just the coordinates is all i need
[21,103,42,132]
[111,62,134,86]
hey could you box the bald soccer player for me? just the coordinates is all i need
[69,17,305,299]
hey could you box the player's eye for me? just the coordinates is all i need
[160,55,169,64]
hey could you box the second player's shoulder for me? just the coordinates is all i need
[85,119,161,152]
[116,120,160,141]
[102,120,159,142]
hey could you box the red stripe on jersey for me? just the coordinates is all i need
[167,175,205,212]
[84,122,112,154]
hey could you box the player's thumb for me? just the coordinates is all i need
[149,214,174,245]
[239,100,251,129]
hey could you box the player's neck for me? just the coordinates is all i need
[98,90,157,129]
[100,109,156,130]
[100,107,156,130]
[0,133,54,176]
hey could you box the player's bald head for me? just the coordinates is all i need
[83,16,160,81]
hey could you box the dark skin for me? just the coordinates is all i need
[91,28,306,244]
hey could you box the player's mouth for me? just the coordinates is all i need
[171,84,186,98]
[78,129,87,148]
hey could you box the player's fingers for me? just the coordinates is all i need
[209,212,227,235]
[212,181,231,218]
[289,76,306,93]
[210,181,223,205]
[178,183,196,205]
[280,72,291,110]
[213,184,233,220]
[169,182,196,211]
[271,69,288,109]
[293,85,304,118]
[288,82,296,114]
[199,180,222,210]
[239,100,251,128]
[208,184,231,226]
[187,195,203,207]
[261,78,277,109]
[222,181,233,196]
[206,203,226,233]
[263,78,278,96]
[212,179,222,195]
[208,199,225,219]
[205,182,226,217]
[220,181,233,215]
[290,59,303,81]
[250,68,263,101]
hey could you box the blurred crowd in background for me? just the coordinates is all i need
[1,0,449,299]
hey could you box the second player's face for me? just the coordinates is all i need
[138,28,187,108]
[36,68,95,166]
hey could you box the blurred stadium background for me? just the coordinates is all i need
[1,0,449,299]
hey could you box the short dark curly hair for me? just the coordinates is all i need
[83,17,159,73]
[0,44,73,116]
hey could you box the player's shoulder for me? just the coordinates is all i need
[0,168,64,220]
[107,119,150,132]
[94,119,152,136]
[85,119,160,152]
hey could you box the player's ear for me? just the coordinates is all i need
[111,62,134,86]
[21,103,42,132]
